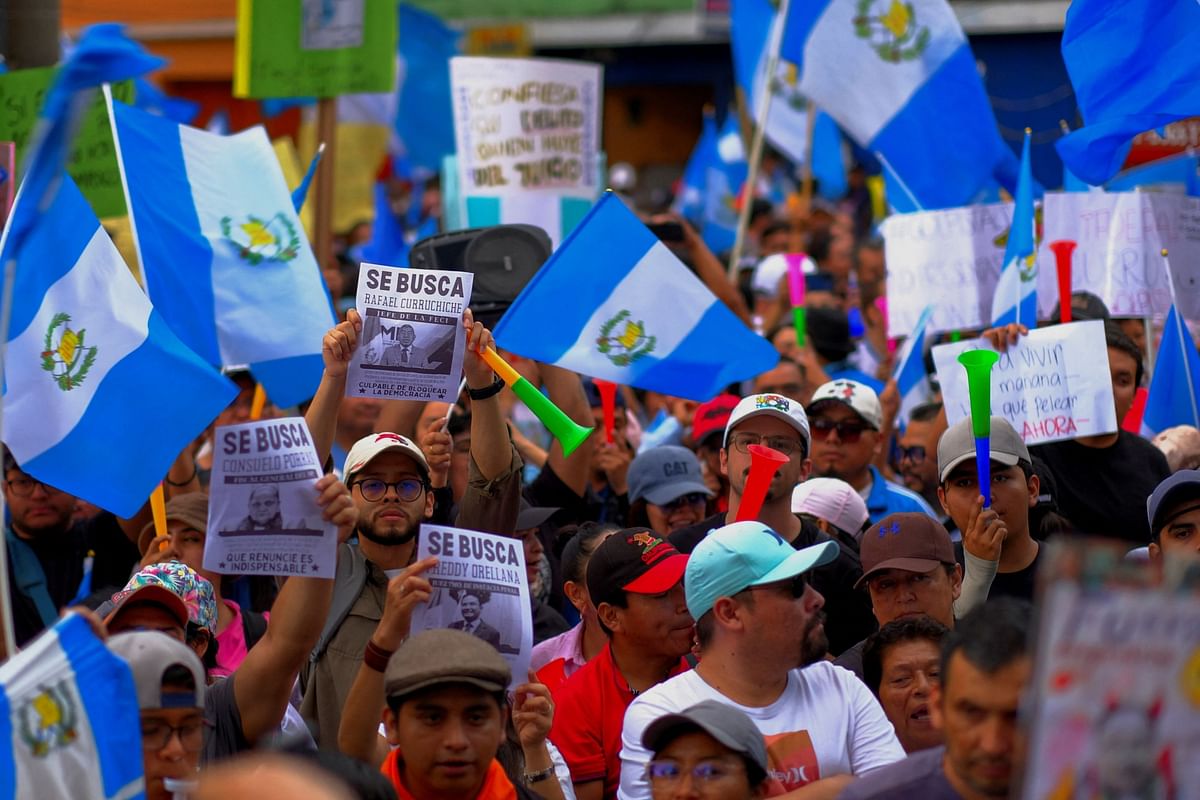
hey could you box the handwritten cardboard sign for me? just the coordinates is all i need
[1037,190,1200,320]
[933,320,1117,445]
[234,0,396,99]
[0,69,134,218]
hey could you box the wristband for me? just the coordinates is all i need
[467,375,505,401]
[523,765,555,784]
[165,463,198,487]
[363,639,395,672]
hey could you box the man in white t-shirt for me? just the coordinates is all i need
[619,521,904,799]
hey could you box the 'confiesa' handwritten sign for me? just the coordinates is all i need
[933,320,1118,445]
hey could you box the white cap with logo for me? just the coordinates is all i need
[723,393,811,450]
[343,432,430,485]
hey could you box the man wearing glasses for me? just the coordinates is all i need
[3,451,143,646]
[619,522,904,800]
[807,380,936,524]
[669,393,876,656]
[894,403,950,529]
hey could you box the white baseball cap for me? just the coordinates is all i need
[807,379,883,431]
[343,432,430,485]
[791,478,869,537]
[723,393,811,451]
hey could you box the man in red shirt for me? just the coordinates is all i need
[549,528,694,800]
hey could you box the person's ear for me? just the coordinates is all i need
[383,706,402,746]
[1026,473,1040,509]
[189,629,211,659]
[423,487,435,519]
[711,596,745,633]
[596,602,621,635]
[950,564,963,601]
[1148,541,1162,564]
[937,485,950,516]
[798,456,812,482]
[929,683,945,731]
[563,580,589,615]
[719,447,729,478]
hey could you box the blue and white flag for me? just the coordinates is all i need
[1142,305,1200,436]
[395,4,461,175]
[780,0,1015,209]
[893,304,934,424]
[493,193,778,401]
[112,100,336,408]
[1057,0,1200,186]
[0,614,143,799]
[1,176,236,517]
[1106,152,1200,195]
[702,116,749,256]
[991,131,1038,328]
[672,111,717,225]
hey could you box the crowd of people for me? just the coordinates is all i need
[4,159,1199,800]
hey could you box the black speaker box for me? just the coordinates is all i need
[408,225,553,329]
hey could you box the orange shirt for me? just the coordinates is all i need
[381,751,517,800]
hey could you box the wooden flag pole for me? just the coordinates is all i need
[727,0,792,280]
[313,97,338,275]
[791,99,818,253]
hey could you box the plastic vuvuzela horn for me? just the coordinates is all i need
[734,444,789,522]
[957,350,1001,508]
[1048,240,1076,323]
[594,379,618,444]
[481,348,594,457]
[785,253,809,347]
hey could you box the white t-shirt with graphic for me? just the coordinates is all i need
[617,661,904,799]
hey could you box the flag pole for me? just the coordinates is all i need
[0,258,19,658]
[727,0,792,280]
[875,151,925,213]
[313,97,338,280]
[1161,248,1199,426]
[792,99,818,253]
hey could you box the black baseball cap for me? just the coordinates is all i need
[586,527,688,609]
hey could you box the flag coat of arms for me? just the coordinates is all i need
[111,99,335,407]
[1,176,237,517]
[492,193,779,401]
[781,0,1016,209]
[0,614,144,799]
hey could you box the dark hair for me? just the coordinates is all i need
[388,683,506,715]
[276,746,399,800]
[749,199,775,226]
[760,220,790,241]
[447,410,471,438]
[940,598,1032,689]
[807,228,833,265]
[909,402,943,424]
[187,622,220,673]
[560,521,620,585]
[1104,320,1145,388]
[862,616,950,696]
[161,664,198,693]
[2,447,15,476]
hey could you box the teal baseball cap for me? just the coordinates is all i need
[684,521,839,619]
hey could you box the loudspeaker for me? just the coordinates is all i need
[409,225,552,329]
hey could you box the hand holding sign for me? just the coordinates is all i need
[314,474,357,545]
[376,557,439,651]
[322,308,362,379]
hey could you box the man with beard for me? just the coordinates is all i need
[300,308,522,747]
[807,380,936,523]
[619,522,904,800]
[670,394,876,656]
[895,403,949,526]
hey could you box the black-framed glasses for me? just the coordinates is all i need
[4,477,64,498]
[745,572,808,599]
[810,418,870,443]
[896,445,927,464]
[351,478,425,503]
[646,758,746,785]
[141,718,207,752]
[728,432,804,456]
[658,492,708,512]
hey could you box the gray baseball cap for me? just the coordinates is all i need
[628,446,712,505]
[107,631,206,710]
[642,700,769,784]
[937,416,1030,483]
[1146,469,1200,538]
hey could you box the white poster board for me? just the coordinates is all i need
[204,418,336,577]
[347,263,473,402]
[932,321,1117,445]
[451,56,603,244]
[1038,191,1200,319]
[410,524,533,689]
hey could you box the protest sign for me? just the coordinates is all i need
[1038,190,1200,319]
[233,0,397,99]
[411,524,533,689]
[0,142,13,231]
[450,56,603,246]
[883,201,1052,337]
[932,321,1117,445]
[0,69,134,218]
[347,263,474,401]
[204,417,336,577]
[1019,539,1200,799]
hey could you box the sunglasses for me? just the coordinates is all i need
[896,445,926,464]
[745,572,808,599]
[811,418,871,443]
[657,492,708,512]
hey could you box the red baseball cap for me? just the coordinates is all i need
[692,395,739,447]
[585,528,689,608]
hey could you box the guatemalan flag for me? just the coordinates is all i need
[1,175,237,517]
[111,99,336,407]
[991,131,1037,328]
[780,0,1016,209]
[1141,305,1200,436]
[0,614,144,799]
[493,193,779,401]
[893,305,934,425]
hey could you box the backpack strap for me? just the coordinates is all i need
[309,541,368,662]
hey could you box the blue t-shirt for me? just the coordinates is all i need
[864,465,938,523]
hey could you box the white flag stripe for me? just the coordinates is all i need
[797,0,963,144]
[3,228,150,462]
[179,124,332,366]
[557,240,717,374]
